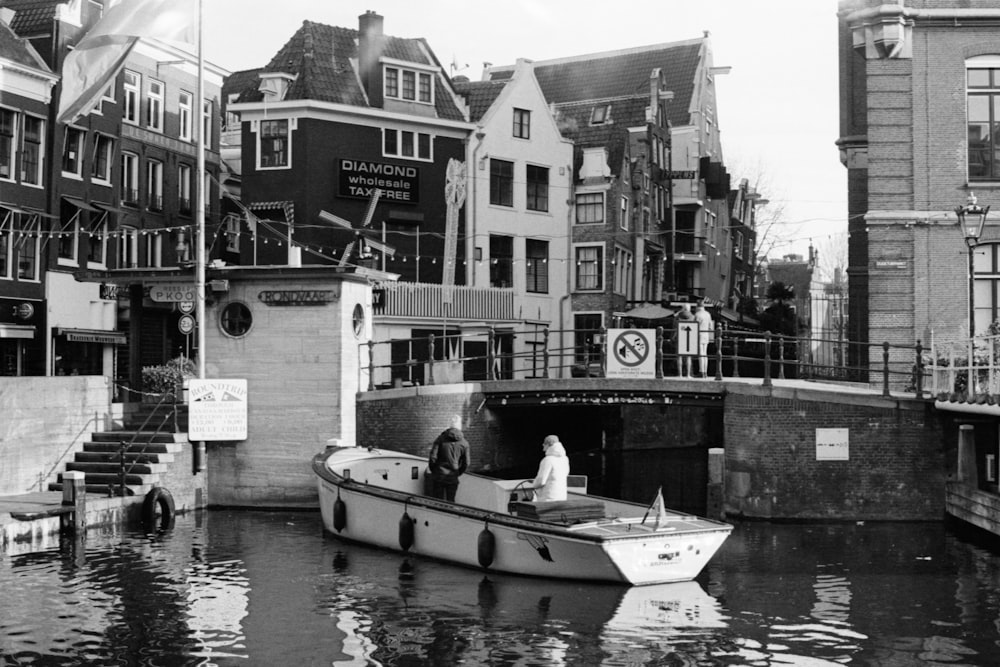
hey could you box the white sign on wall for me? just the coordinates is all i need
[606,329,656,378]
[188,379,248,441]
[816,428,849,461]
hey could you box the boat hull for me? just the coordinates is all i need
[313,447,731,586]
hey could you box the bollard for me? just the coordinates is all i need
[706,448,725,519]
[62,470,87,535]
[957,424,977,483]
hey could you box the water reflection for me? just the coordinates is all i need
[2,512,1000,665]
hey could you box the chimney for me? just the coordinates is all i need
[358,10,384,106]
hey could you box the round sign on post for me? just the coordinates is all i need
[178,301,195,314]
[178,314,196,336]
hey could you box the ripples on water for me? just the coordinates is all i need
[3,512,1000,665]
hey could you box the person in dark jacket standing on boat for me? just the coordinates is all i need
[428,414,470,502]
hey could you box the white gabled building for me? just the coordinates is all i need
[455,59,574,377]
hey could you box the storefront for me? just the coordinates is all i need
[0,297,44,376]
[52,327,126,376]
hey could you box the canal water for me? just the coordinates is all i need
[3,511,1000,666]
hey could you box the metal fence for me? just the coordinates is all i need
[360,325,929,398]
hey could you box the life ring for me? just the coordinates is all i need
[142,487,175,531]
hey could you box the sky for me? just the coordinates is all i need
[203,0,847,270]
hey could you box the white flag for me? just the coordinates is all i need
[58,0,196,125]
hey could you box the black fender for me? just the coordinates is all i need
[142,486,176,531]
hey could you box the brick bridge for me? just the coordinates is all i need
[356,376,951,522]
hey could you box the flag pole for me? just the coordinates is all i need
[195,0,205,381]
[193,0,206,472]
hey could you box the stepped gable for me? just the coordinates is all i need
[488,39,702,128]
[232,19,465,121]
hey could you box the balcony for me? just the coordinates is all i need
[374,282,514,321]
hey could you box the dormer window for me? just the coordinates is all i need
[384,65,434,105]
[258,72,297,102]
[590,104,611,125]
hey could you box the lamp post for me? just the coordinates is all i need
[955,193,990,338]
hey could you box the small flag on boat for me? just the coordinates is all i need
[654,487,668,529]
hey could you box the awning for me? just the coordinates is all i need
[54,327,127,345]
[62,196,100,212]
[92,202,122,215]
[621,304,675,321]
[0,201,27,214]
[0,324,35,339]
[20,206,58,219]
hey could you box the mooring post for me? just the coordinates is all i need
[957,424,977,483]
[706,447,725,519]
[62,470,87,535]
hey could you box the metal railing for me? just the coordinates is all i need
[360,325,929,398]
[926,334,1000,399]
[374,282,515,320]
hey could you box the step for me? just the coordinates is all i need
[90,431,180,444]
[66,461,169,475]
[57,471,156,487]
[48,482,153,497]
[74,451,175,465]
[83,441,182,455]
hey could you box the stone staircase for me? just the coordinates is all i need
[49,403,188,497]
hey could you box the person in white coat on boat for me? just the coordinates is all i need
[524,435,570,502]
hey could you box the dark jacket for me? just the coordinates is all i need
[428,427,470,485]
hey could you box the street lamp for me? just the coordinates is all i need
[955,193,990,337]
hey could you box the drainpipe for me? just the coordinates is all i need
[559,163,574,377]
[470,131,485,286]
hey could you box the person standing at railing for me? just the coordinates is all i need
[428,414,470,502]
[694,302,714,378]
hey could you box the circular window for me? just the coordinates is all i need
[352,303,365,338]
[220,301,253,337]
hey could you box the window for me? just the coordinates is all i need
[574,313,603,367]
[620,196,629,230]
[526,165,549,212]
[590,104,611,125]
[62,127,85,177]
[86,212,106,266]
[221,302,253,337]
[146,79,164,131]
[513,108,530,139]
[123,71,140,124]
[178,164,192,214]
[490,159,514,207]
[179,91,192,141]
[0,109,13,180]
[146,160,163,211]
[225,213,241,253]
[575,192,604,224]
[21,115,43,186]
[146,231,162,267]
[16,214,39,280]
[57,207,79,264]
[383,128,432,160]
[259,119,289,167]
[613,247,632,296]
[202,99,213,146]
[118,225,138,268]
[734,230,744,259]
[526,239,548,293]
[384,66,433,104]
[0,212,9,278]
[973,243,1000,334]
[489,234,513,288]
[121,152,139,205]
[575,244,604,291]
[92,134,113,183]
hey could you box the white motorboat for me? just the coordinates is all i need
[313,445,732,586]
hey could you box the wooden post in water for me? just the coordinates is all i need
[957,424,977,483]
[707,447,725,519]
[61,470,87,535]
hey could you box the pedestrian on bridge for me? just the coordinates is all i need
[694,302,714,378]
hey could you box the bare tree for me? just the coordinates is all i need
[811,231,848,285]
[727,157,793,261]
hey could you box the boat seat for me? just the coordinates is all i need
[509,498,605,524]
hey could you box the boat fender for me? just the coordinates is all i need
[399,506,415,552]
[142,486,175,531]
[333,489,347,533]
[478,519,495,569]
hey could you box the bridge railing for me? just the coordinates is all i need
[926,334,1000,399]
[360,326,929,398]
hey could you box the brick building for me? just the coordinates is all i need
[838,0,1000,359]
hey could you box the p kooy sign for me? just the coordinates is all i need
[188,379,248,441]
